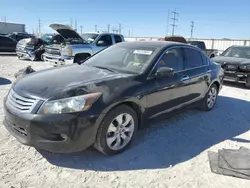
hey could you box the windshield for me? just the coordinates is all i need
[81,33,99,43]
[40,34,54,43]
[187,41,205,50]
[84,45,158,74]
[221,46,250,59]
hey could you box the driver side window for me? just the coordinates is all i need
[97,35,113,46]
[156,48,185,72]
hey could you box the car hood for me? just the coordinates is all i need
[17,37,39,46]
[50,23,83,40]
[12,64,132,100]
[212,56,250,65]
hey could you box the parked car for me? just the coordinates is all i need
[16,33,64,61]
[212,45,250,88]
[187,41,218,58]
[3,41,224,156]
[42,23,125,66]
[7,32,35,42]
[0,35,17,52]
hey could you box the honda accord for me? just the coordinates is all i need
[3,41,224,155]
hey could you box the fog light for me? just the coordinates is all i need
[60,134,68,140]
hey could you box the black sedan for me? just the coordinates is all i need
[3,41,224,155]
[212,45,250,88]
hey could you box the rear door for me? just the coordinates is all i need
[183,47,211,101]
[0,36,16,52]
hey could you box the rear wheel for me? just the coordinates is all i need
[199,84,218,111]
[94,105,138,156]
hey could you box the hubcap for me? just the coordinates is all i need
[106,113,135,150]
[207,87,217,109]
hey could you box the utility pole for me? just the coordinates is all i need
[38,18,41,37]
[119,23,121,34]
[70,19,73,28]
[107,24,110,32]
[95,25,97,32]
[171,8,179,36]
[128,29,130,37]
[166,9,170,36]
[191,21,194,38]
[4,16,6,22]
[75,20,77,31]
[80,25,83,34]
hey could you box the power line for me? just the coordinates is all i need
[191,21,195,38]
[171,8,179,36]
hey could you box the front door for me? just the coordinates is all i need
[146,47,191,119]
[183,47,211,101]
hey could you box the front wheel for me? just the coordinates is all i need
[199,84,218,111]
[94,105,138,156]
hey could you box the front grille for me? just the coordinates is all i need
[45,48,60,55]
[6,89,39,113]
[225,64,238,71]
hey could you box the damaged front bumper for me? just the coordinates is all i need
[42,53,74,66]
[224,71,250,83]
[16,49,36,61]
[3,98,100,153]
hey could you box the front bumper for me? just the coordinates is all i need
[224,71,250,83]
[3,100,100,153]
[42,53,74,66]
[16,49,35,60]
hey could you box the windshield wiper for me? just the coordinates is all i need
[92,66,117,73]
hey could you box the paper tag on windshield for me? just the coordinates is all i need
[133,50,152,55]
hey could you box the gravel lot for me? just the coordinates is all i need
[0,55,250,188]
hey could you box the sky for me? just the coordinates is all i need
[0,0,250,39]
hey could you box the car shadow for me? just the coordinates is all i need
[38,96,250,171]
[224,81,249,90]
[0,52,16,56]
[0,77,12,85]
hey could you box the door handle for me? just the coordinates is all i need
[207,69,211,73]
[181,75,189,81]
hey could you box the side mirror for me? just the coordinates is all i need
[97,40,106,46]
[155,67,174,77]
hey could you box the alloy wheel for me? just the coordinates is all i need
[207,87,217,109]
[106,113,135,151]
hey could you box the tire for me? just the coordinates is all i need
[199,84,218,111]
[94,105,138,156]
[245,77,250,89]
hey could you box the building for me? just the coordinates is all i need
[0,22,25,34]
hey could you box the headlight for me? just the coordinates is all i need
[38,93,101,114]
[239,65,250,70]
[60,45,73,56]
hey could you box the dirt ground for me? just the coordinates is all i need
[0,55,250,188]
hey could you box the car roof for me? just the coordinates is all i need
[230,45,250,48]
[116,41,190,50]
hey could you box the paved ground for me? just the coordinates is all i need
[0,55,250,188]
